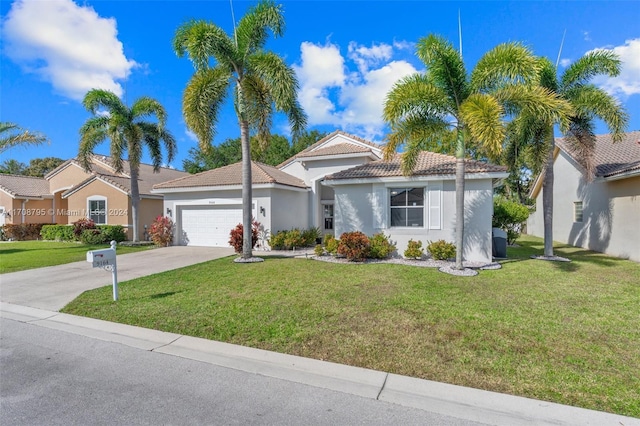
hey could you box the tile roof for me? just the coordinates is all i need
[556,131,640,178]
[325,151,507,180]
[0,174,51,198]
[60,155,188,196]
[153,161,308,190]
[277,130,381,168]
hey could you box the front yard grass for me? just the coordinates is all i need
[0,240,154,273]
[62,235,639,417]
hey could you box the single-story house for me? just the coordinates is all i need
[527,131,640,262]
[153,130,508,263]
[0,154,188,240]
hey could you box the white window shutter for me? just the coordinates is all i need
[428,182,442,229]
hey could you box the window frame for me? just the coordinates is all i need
[389,187,425,228]
[573,201,583,223]
[87,196,107,225]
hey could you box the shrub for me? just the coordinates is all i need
[492,196,530,245]
[324,235,339,255]
[283,228,305,249]
[41,225,75,241]
[2,223,50,241]
[80,228,108,245]
[368,233,396,259]
[269,227,319,250]
[268,230,287,250]
[148,216,174,247]
[427,239,456,260]
[302,227,322,246]
[404,239,424,259]
[229,220,259,254]
[337,231,370,262]
[314,244,324,256]
[73,218,96,239]
[97,225,127,243]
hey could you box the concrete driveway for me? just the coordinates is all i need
[0,246,235,311]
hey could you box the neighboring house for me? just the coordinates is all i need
[0,174,54,226]
[153,130,508,263]
[527,131,640,262]
[0,155,187,240]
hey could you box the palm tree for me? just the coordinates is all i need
[173,0,306,260]
[0,122,47,154]
[511,53,628,257]
[78,89,176,242]
[383,35,572,269]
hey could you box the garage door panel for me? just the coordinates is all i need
[179,206,242,247]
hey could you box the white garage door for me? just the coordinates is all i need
[179,206,243,247]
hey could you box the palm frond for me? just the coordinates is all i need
[416,34,469,109]
[459,93,504,159]
[173,20,237,71]
[0,122,48,154]
[131,97,167,126]
[564,84,629,142]
[384,115,450,170]
[383,74,450,124]
[495,84,574,131]
[561,50,622,90]
[472,42,540,91]
[235,0,284,55]
[82,89,127,117]
[182,67,232,149]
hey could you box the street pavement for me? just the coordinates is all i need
[1,246,639,425]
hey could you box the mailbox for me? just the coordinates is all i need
[87,247,116,268]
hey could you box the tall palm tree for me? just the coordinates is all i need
[511,53,628,257]
[78,89,176,242]
[383,35,572,269]
[173,0,306,260]
[0,122,47,154]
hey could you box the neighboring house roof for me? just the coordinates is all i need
[556,131,640,179]
[0,174,52,199]
[153,161,308,191]
[277,130,382,168]
[58,155,188,198]
[325,151,508,181]
[530,131,640,198]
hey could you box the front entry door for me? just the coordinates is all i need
[323,203,334,236]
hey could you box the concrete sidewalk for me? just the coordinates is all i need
[2,302,637,426]
[0,246,234,311]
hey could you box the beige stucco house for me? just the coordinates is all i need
[153,130,508,263]
[527,131,640,262]
[1,155,187,240]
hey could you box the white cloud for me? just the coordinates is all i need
[294,41,417,140]
[582,31,592,42]
[590,38,640,97]
[559,58,572,68]
[2,0,137,100]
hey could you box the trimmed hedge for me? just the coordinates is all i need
[40,224,127,243]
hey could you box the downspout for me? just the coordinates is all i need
[21,199,29,224]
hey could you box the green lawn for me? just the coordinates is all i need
[62,235,639,417]
[0,240,154,273]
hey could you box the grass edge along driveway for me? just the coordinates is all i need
[0,240,154,273]
[62,235,640,418]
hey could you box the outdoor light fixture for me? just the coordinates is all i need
[260,206,266,215]
[166,207,172,216]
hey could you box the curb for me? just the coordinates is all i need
[2,302,638,426]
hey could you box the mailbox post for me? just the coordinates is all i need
[87,240,119,301]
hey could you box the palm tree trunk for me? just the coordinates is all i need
[240,120,253,259]
[130,164,140,243]
[542,129,554,257]
[454,129,465,269]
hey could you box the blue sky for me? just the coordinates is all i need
[1,0,639,170]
